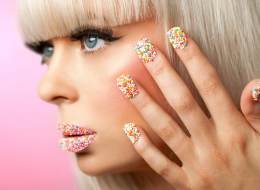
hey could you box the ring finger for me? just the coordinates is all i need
[117,74,195,164]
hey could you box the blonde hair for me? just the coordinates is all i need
[18,0,260,189]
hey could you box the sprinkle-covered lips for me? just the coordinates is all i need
[57,123,97,153]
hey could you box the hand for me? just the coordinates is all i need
[117,29,260,189]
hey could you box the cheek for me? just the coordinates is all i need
[90,55,160,119]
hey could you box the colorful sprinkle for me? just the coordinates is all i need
[252,82,260,101]
[117,74,139,99]
[59,135,96,152]
[57,123,96,135]
[167,27,188,49]
[57,123,97,152]
[134,38,156,63]
[123,123,140,144]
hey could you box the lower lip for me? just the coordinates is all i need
[59,134,97,153]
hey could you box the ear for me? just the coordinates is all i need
[241,79,260,134]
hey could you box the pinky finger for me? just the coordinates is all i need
[126,124,189,189]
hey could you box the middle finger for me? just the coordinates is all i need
[133,39,215,144]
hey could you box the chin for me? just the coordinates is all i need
[75,152,145,176]
[75,153,119,176]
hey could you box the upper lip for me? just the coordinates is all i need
[57,123,97,136]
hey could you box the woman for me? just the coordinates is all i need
[18,0,260,189]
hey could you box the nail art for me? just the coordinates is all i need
[167,27,188,49]
[252,82,260,101]
[134,38,156,63]
[117,74,139,99]
[123,123,140,144]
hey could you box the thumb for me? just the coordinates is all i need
[241,79,260,134]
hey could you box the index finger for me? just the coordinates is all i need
[168,27,239,123]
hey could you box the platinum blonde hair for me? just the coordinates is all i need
[18,0,260,189]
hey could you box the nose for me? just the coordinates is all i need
[37,38,79,105]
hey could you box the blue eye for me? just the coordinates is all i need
[41,46,54,64]
[85,37,98,48]
[82,36,105,52]
[43,47,54,57]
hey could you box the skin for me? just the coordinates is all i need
[39,18,180,189]
[36,16,260,189]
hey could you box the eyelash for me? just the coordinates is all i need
[70,30,122,55]
[25,28,123,65]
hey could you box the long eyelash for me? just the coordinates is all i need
[70,30,122,42]
[25,41,53,65]
[70,25,123,55]
[70,25,114,39]
[71,30,122,55]
[25,41,53,55]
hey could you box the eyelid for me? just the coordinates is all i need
[71,30,123,55]
[70,30,123,42]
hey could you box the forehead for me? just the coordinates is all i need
[18,0,156,43]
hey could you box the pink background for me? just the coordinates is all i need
[0,1,75,189]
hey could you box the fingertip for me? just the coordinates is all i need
[240,79,260,116]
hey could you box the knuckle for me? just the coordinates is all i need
[199,74,219,96]
[174,94,195,114]
[212,145,230,169]
[226,126,246,147]
[156,161,170,176]
[159,120,177,141]
[135,141,149,156]
[182,49,201,63]
[151,60,166,77]
[198,167,212,184]
[202,142,230,173]
[135,95,150,111]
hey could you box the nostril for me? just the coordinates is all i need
[51,96,69,103]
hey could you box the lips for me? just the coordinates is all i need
[57,123,97,153]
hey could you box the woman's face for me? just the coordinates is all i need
[38,18,182,175]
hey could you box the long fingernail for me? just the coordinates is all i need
[252,82,260,101]
[134,38,156,63]
[117,74,139,99]
[167,27,188,49]
[123,123,140,144]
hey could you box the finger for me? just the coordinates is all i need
[126,125,189,189]
[167,27,240,125]
[241,79,260,134]
[116,74,195,164]
[133,39,215,145]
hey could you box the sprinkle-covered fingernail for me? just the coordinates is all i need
[252,82,260,101]
[134,38,156,63]
[117,74,139,99]
[123,123,140,144]
[167,27,188,49]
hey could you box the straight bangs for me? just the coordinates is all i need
[18,0,163,43]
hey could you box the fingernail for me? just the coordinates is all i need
[252,82,260,101]
[123,123,140,144]
[167,27,188,49]
[117,74,139,99]
[134,38,156,63]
